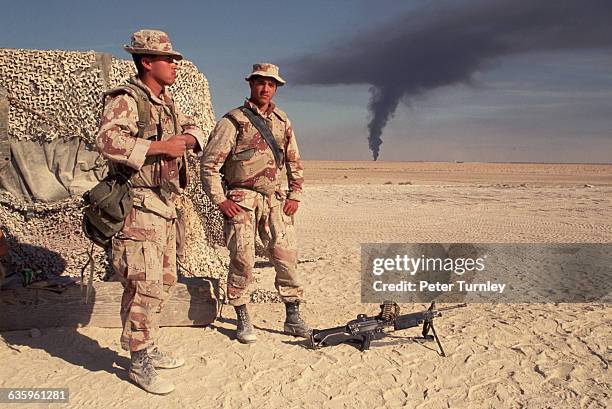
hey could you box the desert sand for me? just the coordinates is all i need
[1,161,610,409]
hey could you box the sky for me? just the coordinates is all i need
[1,0,611,163]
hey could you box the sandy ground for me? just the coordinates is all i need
[1,161,611,409]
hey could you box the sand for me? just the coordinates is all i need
[1,161,610,409]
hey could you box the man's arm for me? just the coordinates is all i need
[97,93,186,166]
[176,109,207,153]
[200,118,242,217]
[283,119,304,215]
[97,94,151,169]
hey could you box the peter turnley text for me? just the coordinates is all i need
[372,280,507,294]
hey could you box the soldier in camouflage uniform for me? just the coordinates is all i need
[201,63,310,344]
[96,30,206,395]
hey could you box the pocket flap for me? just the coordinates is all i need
[134,193,176,219]
[232,148,256,161]
[142,241,162,281]
[227,188,258,211]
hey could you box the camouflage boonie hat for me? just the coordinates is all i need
[123,29,183,60]
[245,63,286,86]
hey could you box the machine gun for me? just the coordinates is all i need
[309,301,467,356]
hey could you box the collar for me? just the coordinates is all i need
[244,99,276,117]
[129,76,170,105]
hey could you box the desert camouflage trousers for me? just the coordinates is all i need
[111,191,177,352]
[225,189,303,306]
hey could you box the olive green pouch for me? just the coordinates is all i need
[82,174,134,247]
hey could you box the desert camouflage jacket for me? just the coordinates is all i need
[96,76,206,194]
[201,100,304,205]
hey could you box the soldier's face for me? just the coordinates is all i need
[249,77,277,107]
[143,56,178,86]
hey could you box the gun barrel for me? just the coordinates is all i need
[393,311,430,331]
[437,303,468,312]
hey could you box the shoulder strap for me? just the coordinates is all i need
[103,82,151,138]
[223,111,241,129]
[124,82,152,139]
[166,97,181,136]
[238,106,283,168]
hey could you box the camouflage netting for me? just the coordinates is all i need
[0,48,227,282]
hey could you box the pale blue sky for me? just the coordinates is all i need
[1,0,611,163]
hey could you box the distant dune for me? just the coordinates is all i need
[304,160,612,186]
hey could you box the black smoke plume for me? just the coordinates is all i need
[283,0,612,160]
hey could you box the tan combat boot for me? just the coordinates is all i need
[284,301,311,338]
[147,344,185,369]
[129,349,175,395]
[234,304,257,344]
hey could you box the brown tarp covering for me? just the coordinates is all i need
[0,132,104,202]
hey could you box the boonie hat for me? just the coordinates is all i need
[245,63,285,86]
[123,29,183,60]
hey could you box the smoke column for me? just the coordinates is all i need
[283,0,612,160]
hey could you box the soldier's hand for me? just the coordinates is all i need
[175,134,197,149]
[218,199,243,218]
[283,199,299,216]
[163,135,188,158]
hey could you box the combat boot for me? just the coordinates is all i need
[234,304,257,344]
[147,344,185,369]
[129,349,175,395]
[284,301,311,337]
